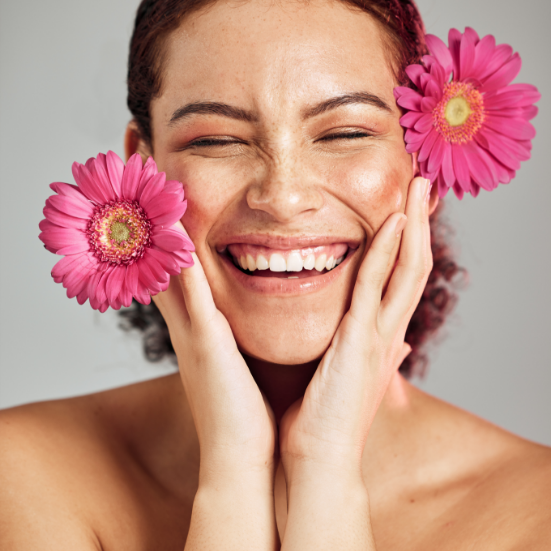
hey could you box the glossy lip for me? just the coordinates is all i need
[218,244,359,296]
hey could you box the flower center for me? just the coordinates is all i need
[87,201,151,265]
[433,82,485,144]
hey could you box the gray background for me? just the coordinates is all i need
[1,0,549,445]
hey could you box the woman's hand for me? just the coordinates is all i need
[153,230,278,551]
[279,177,433,551]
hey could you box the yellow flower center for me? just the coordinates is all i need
[433,82,485,144]
[110,221,131,243]
[444,96,472,127]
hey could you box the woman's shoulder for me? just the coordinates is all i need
[411,385,551,549]
[0,374,194,550]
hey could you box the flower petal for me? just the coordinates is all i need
[126,262,140,297]
[121,153,143,200]
[72,163,107,204]
[148,247,182,275]
[405,64,427,89]
[136,156,159,198]
[395,88,423,111]
[441,142,455,189]
[426,34,453,74]
[139,172,166,207]
[48,193,94,219]
[480,53,521,93]
[152,227,190,252]
[451,145,472,192]
[107,267,125,305]
[414,114,434,134]
[448,28,462,78]
[427,136,446,174]
[484,115,536,140]
[143,251,170,283]
[418,130,439,164]
[106,150,124,198]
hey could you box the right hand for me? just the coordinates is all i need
[153,222,277,486]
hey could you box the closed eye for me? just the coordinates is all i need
[186,137,243,148]
[319,131,373,142]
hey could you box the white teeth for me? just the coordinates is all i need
[287,252,303,272]
[256,254,269,270]
[269,253,286,272]
[336,256,344,265]
[246,254,256,271]
[315,254,327,272]
[304,254,315,270]
[326,256,335,270]
[240,256,247,270]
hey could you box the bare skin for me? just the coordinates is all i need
[1,1,550,549]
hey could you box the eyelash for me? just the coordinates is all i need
[187,131,372,148]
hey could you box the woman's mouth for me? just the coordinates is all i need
[216,238,359,294]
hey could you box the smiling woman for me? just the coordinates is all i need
[1,0,550,550]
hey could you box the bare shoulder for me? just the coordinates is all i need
[409,384,551,550]
[0,374,191,551]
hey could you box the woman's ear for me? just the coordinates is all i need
[124,121,151,163]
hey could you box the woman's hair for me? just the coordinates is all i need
[121,0,465,378]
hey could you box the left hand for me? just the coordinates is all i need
[279,176,432,485]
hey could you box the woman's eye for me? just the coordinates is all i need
[320,131,372,142]
[188,138,241,148]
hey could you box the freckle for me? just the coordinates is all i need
[409,498,415,503]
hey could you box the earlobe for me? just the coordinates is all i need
[124,122,150,163]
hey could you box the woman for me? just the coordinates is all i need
[2,0,550,549]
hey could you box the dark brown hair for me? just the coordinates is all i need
[122,0,464,378]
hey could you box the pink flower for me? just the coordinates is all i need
[394,28,540,199]
[39,151,194,312]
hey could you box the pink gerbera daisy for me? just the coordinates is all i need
[39,151,194,312]
[394,27,541,199]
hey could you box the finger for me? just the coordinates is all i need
[347,211,408,327]
[380,177,432,330]
[171,220,219,329]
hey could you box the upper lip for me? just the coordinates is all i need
[215,234,362,251]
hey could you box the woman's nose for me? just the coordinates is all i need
[246,156,324,223]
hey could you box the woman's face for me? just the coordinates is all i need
[148,0,414,365]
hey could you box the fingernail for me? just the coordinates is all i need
[420,178,430,200]
[394,214,407,238]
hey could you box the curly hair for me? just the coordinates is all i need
[121,0,465,378]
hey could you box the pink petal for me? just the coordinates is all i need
[121,153,143,200]
[87,271,103,303]
[50,181,83,199]
[405,64,426,88]
[107,267,125,304]
[451,145,472,191]
[480,44,513,81]
[143,252,170,283]
[441,143,455,189]
[135,280,151,305]
[48,194,94,218]
[420,97,437,113]
[395,88,423,111]
[119,278,133,308]
[448,28,463,78]
[95,269,111,304]
[40,227,87,252]
[472,34,496,77]
[414,114,434,133]
[459,33,476,81]
[480,53,521,93]
[522,105,538,120]
[106,151,124,198]
[89,154,116,203]
[76,289,89,305]
[43,206,88,229]
[148,247,181,275]
[429,62,448,89]
[136,156,158,198]
[63,267,91,298]
[479,129,521,170]
[137,261,163,293]
[452,182,465,200]
[172,249,194,268]
[139,172,166,206]
[463,142,497,191]
[400,111,424,129]
[464,27,480,45]
[151,200,188,227]
[72,163,107,204]
[126,262,140,297]
[470,183,481,197]
[484,115,536,140]
[426,34,453,74]
[163,180,185,201]
[143,191,182,221]
[51,254,85,283]
[427,136,446,174]
[437,177,450,198]
[418,130,439,164]
[152,227,189,252]
[424,79,443,100]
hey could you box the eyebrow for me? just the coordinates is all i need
[168,92,392,126]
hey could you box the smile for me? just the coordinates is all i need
[216,236,360,294]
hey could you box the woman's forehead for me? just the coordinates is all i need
[156,0,397,116]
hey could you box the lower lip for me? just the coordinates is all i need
[219,250,356,295]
